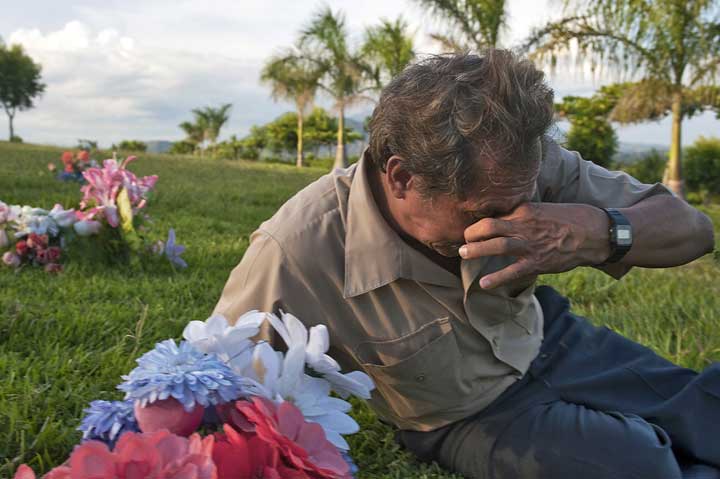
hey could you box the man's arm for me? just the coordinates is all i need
[461,196,714,289]
[460,139,715,289]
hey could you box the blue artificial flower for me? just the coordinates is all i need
[164,228,187,268]
[118,339,245,412]
[340,450,359,477]
[77,399,139,447]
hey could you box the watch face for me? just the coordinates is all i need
[616,225,633,246]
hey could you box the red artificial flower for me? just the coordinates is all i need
[15,240,29,256]
[77,150,90,163]
[134,397,205,437]
[46,246,62,262]
[26,233,48,250]
[35,249,49,264]
[61,151,74,165]
[64,164,75,173]
[213,424,286,479]
[226,397,351,479]
[45,263,63,273]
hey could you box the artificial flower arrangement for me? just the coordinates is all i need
[1,155,186,272]
[15,310,374,479]
[47,150,97,182]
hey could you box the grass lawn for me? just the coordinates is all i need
[1,140,718,478]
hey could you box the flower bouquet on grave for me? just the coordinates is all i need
[15,310,374,478]
[2,155,187,271]
[48,150,97,182]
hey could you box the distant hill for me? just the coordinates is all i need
[614,142,668,164]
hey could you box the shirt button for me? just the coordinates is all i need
[415,373,426,382]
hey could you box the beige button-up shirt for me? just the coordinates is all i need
[213,138,672,431]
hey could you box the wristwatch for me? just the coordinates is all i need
[601,208,633,264]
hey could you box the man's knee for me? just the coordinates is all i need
[490,404,683,479]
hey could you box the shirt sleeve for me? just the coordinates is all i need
[212,229,306,347]
[537,137,675,279]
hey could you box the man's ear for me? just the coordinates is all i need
[385,155,414,199]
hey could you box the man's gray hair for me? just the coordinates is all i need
[367,49,555,199]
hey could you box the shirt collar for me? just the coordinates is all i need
[343,151,460,298]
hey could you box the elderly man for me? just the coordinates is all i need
[214,50,716,478]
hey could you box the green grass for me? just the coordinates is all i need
[0,140,718,478]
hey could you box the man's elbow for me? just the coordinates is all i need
[696,210,715,256]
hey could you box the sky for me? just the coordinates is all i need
[1,0,717,148]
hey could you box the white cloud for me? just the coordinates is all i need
[0,1,716,147]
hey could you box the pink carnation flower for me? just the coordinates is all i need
[16,430,216,479]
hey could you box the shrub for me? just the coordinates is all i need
[169,140,196,155]
[115,140,147,152]
[9,135,22,143]
[685,136,720,195]
[618,150,666,184]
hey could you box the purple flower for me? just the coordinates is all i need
[164,228,187,268]
[118,339,247,412]
[78,399,139,447]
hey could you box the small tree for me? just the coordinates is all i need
[0,43,46,141]
[192,104,232,155]
[261,50,322,167]
[555,85,624,167]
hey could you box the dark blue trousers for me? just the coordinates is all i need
[397,286,720,479]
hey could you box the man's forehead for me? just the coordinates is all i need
[459,167,539,211]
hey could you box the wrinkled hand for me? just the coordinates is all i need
[460,203,611,289]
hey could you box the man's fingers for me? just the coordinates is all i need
[459,237,525,259]
[479,261,533,289]
[464,218,514,243]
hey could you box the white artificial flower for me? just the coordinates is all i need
[0,201,9,224]
[268,311,374,399]
[183,311,266,377]
[249,339,360,450]
[74,220,102,236]
[48,204,77,228]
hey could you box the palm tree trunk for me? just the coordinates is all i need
[8,113,14,141]
[297,112,304,168]
[665,88,684,198]
[334,103,347,169]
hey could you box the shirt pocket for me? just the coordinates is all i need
[352,317,468,418]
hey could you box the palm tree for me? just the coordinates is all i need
[362,17,417,90]
[524,0,720,197]
[191,104,232,156]
[178,120,205,154]
[261,51,322,167]
[412,0,508,51]
[300,7,371,169]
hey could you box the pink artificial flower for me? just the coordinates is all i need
[226,397,351,479]
[79,158,158,228]
[0,201,9,224]
[2,251,21,268]
[45,263,63,273]
[12,464,35,479]
[0,228,9,249]
[35,430,216,479]
[46,246,62,262]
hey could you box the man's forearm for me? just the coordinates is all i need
[592,195,715,268]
